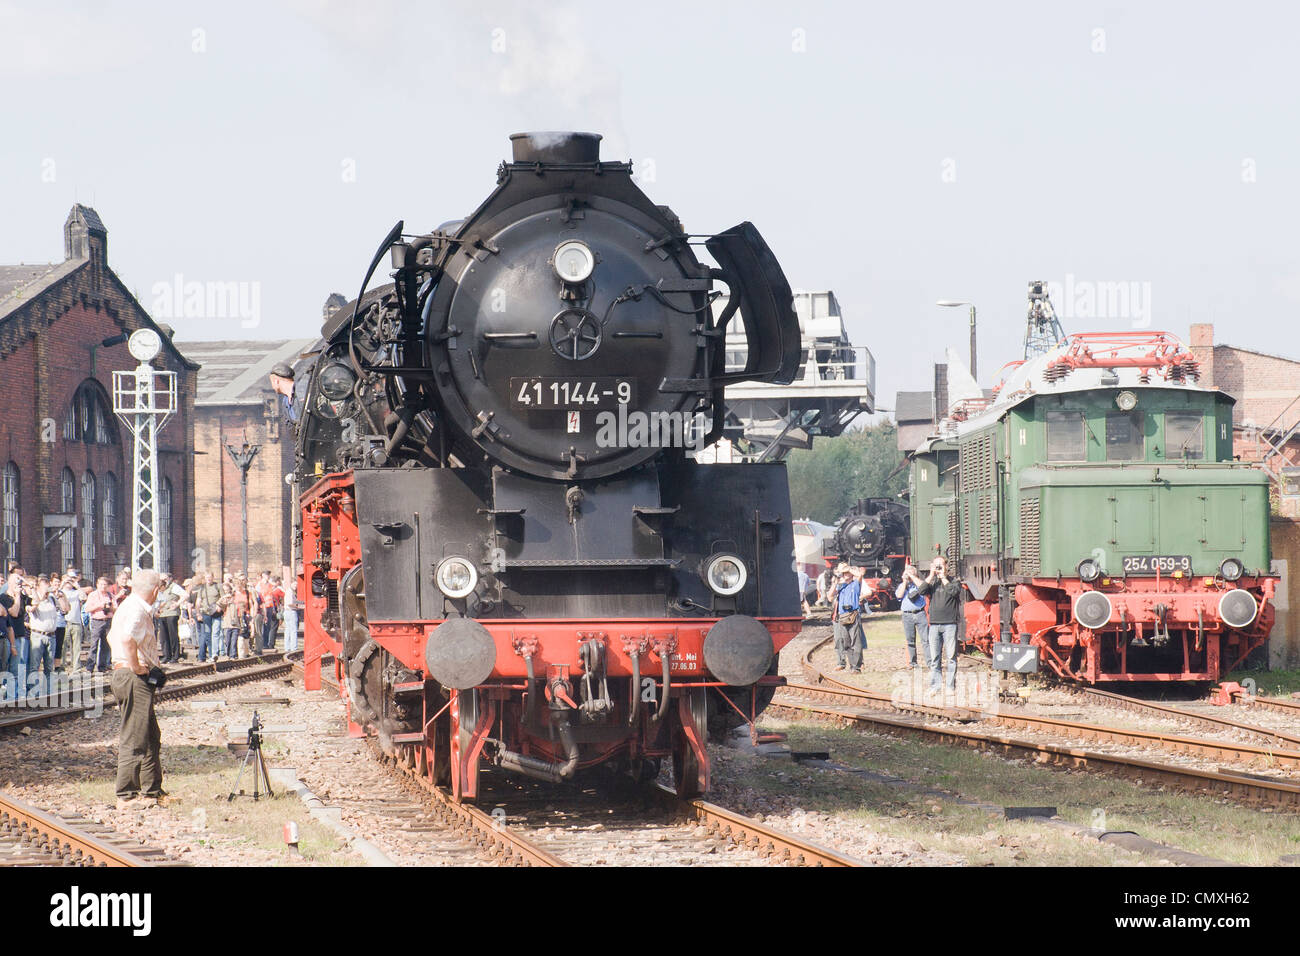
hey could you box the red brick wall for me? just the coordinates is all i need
[1187,323,1300,432]
[0,259,196,578]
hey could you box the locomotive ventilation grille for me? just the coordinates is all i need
[959,432,996,553]
[1019,495,1040,576]
[947,510,960,562]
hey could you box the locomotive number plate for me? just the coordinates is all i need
[510,377,636,409]
[1121,555,1192,574]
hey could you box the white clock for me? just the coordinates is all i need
[128,328,161,363]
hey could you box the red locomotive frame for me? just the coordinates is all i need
[962,573,1275,683]
[299,471,801,800]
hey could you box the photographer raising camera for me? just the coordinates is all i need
[107,568,167,810]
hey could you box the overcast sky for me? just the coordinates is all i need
[3,0,1298,415]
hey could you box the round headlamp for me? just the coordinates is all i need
[435,556,478,599]
[1077,558,1103,583]
[704,554,747,597]
[318,362,357,401]
[553,240,595,284]
[1219,558,1244,582]
[1116,390,1138,411]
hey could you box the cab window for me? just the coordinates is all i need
[1165,412,1204,460]
[1046,410,1085,461]
[1105,410,1144,460]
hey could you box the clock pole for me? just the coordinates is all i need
[111,329,177,571]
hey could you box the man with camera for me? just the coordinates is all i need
[108,568,167,810]
[829,563,870,673]
[26,576,68,698]
[2,568,32,700]
[912,556,966,694]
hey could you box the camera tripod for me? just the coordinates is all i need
[227,710,275,801]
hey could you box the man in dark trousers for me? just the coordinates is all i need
[108,569,166,810]
[913,556,965,693]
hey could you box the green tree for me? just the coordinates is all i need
[785,420,907,523]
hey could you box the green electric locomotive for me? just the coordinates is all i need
[909,331,1275,683]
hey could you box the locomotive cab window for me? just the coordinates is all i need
[1105,410,1144,460]
[1045,409,1086,461]
[1165,411,1204,460]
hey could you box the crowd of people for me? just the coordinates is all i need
[0,561,303,700]
[807,556,966,695]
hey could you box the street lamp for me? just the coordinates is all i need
[936,300,977,380]
[225,441,260,576]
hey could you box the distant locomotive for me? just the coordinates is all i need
[910,331,1275,683]
[295,132,803,800]
[826,497,910,609]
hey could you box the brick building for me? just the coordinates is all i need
[0,205,199,577]
[1187,323,1300,515]
[180,338,314,577]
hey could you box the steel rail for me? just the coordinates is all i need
[1073,685,1300,749]
[0,792,158,866]
[654,785,861,867]
[369,740,569,867]
[791,636,1300,808]
[317,660,861,866]
[1238,694,1300,718]
[770,693,1300,808]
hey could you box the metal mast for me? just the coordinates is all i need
[1025,280,1066,360]
[225,441,260,575]
[112,329,176,571]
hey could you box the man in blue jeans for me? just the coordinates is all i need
[913,556,965,693]
[830,564,869,673]
[895,564,929,669]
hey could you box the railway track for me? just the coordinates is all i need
[0,653,295,733]
[0,792,168,866]
[298,657,858,866]
[781,638,1300,810]
[961,648,1300,748]
[376,744,862,867]
[1235,691,1300,718]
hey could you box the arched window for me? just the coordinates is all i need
[159,477,173,573]
[103,472,119,546]
[81,471,96,578]
[60,468,76,570]
[2,463,18,571]
[64,382,117,445]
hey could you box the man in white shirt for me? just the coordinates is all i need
[108,569,166,810]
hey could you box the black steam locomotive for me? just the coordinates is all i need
[827,497,910,609]
[295,132,804,800]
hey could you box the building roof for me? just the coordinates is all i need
[1211,341,1300,368]
[179,339,316,405]
[0,261,79,316]
[894,390,934,423]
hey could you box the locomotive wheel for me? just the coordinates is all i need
[451,689,481,802]
[672,687,709,799]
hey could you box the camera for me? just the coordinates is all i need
[145,666,167,689]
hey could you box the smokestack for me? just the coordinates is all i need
[510,131,602,164]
